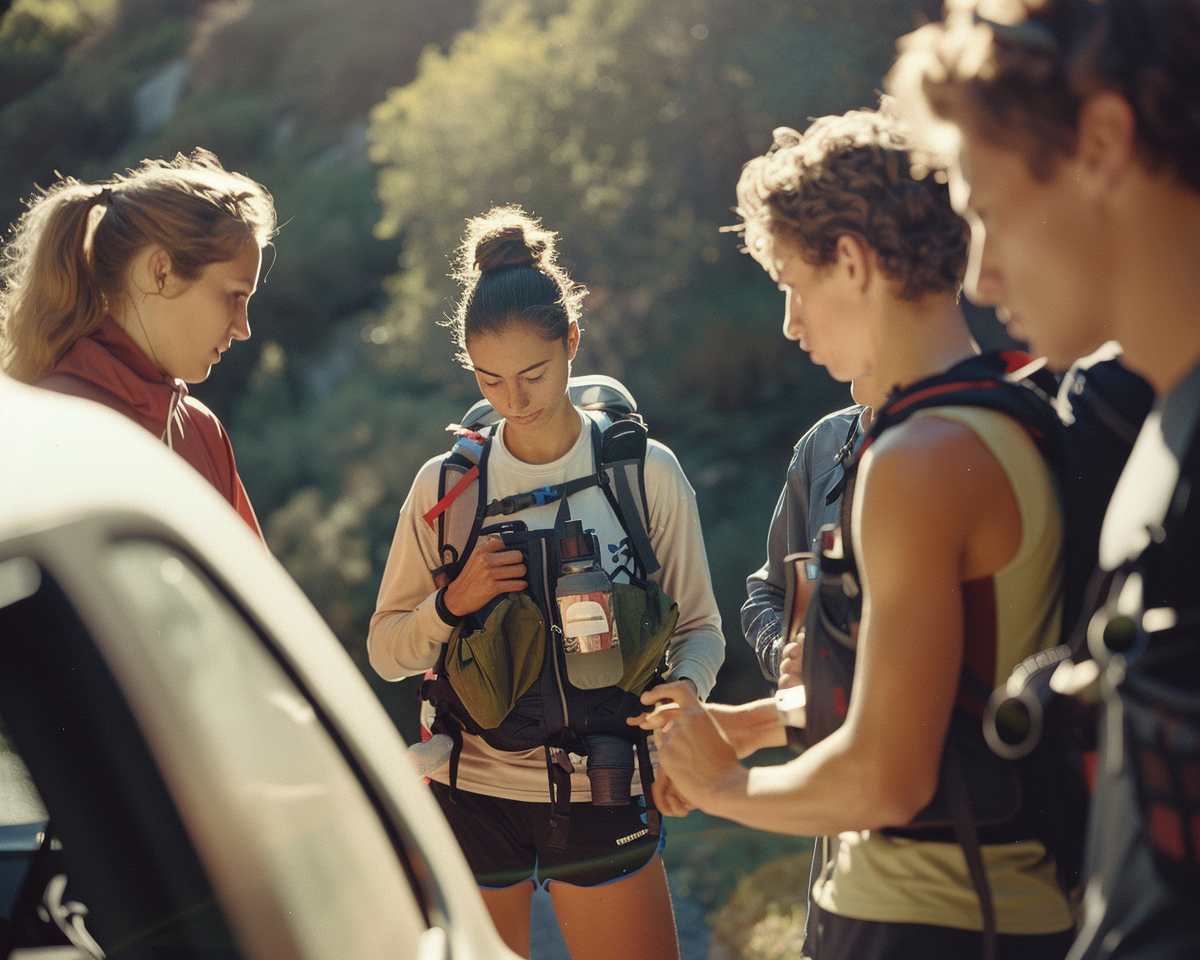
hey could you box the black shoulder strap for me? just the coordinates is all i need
[863,350,1056,458]
[430,410,660,597]
[944,748,997,960]
[823,410,865,507]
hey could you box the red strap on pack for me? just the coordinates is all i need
[423,464,479,530]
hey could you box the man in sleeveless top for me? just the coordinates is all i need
[635,105,1074,960]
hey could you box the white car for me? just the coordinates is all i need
[0,375,519,960]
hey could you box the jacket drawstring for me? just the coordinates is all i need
[160,382,185,450]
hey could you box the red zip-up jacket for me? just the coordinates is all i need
[38,316,263,539]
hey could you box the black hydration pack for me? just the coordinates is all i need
[797,348,1152,960]
[419,376,678,848]
[1089,382,1200,895]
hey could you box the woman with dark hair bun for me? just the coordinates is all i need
[369,205,724,959]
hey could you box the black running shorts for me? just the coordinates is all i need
[429,780,662,889]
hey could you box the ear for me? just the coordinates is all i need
[1076,91,1137,195]
[566,321,580,362]
[146,246,173,294]
[835,234,873,294]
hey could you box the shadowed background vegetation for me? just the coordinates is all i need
[0,0,1012,733]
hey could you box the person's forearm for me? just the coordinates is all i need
[709,699,788,757]
[367,594,451,680]
[742,476,791,681]
[664,624,724,700]
[369,472,456,681]
[649,448,726,699]
[691,729,922,837]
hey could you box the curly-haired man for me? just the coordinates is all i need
[633,103,1076,960]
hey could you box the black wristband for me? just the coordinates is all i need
[434,586,464,627]
[785,725,806,754]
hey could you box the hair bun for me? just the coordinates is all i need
[474,226,544,273]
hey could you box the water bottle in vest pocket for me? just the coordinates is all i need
[557,519,622,689]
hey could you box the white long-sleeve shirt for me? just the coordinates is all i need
[368,408,725,802]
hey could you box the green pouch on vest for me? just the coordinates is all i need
[613,580,679,694]
[445,592,546,730]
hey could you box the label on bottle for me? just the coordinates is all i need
[558,589,618,654]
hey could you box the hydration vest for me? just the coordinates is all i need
[796,349,1152,960]
[1090,384,1200,895]
[419,376,678,848]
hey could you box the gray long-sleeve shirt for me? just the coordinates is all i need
[741,405,867,680]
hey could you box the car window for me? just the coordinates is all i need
[0,555,244,959]
[103,540,427,960]
[0,736,46,828]
[0,735,48,946]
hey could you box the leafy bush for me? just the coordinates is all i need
[0,15,190,231]
[367,0,939,371]
[708,851,814,960]
[0,0,117,104]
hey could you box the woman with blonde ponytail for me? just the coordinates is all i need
[0,148,276,535]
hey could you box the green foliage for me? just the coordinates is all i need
[0,15,190,231]
[0,0,114,104]
[708,851,813,960]
[255,166,402,355]
[368,0,938,368]
[662,803,813,912]
[369,0,725,361]
[189,0,477,135]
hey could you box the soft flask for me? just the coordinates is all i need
[556,519,623,690]
[556,519,634,805]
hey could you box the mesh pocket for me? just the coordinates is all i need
[1121,635,1200,890]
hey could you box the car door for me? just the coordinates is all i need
[0,523,445,960]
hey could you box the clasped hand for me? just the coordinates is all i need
[627,681,743,818]
[442,535,528,618]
